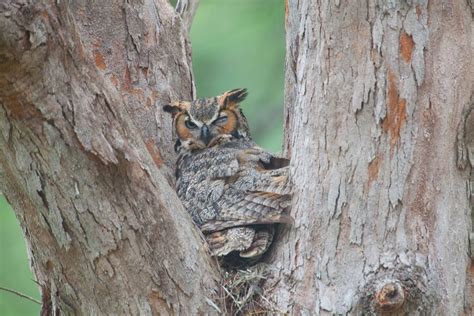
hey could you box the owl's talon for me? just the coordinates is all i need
[239,227,274,258]
[239,240,267,258]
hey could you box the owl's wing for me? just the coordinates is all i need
[196,144,293,232]
[236,147,290,170]
[200,167,294,232]
[205,146,290,181]
[201,216,293,233]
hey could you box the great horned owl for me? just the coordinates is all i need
[164,88,292,258]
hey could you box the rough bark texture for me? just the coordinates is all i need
[0,0,219,314]
[1,0,472,315]
[264,0,472,314]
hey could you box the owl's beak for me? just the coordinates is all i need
[200,125,211,145]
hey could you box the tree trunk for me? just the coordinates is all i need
[1,0,472,315]
[264,0,472,314]
[0,0,218,314]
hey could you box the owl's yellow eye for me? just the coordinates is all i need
[213,115,228,125]
[185,120,198,129]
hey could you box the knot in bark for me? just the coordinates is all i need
[375,281,405,312]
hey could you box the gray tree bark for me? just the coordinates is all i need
[264,0,473,314]
[0,0,218,314]
[1,0,472,315]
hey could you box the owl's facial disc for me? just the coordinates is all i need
[164,89,250,152]
[174,107,240,151]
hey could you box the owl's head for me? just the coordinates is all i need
[164,88,250,152]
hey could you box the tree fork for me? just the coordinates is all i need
[0,0,472,315]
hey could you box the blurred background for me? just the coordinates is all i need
[0,0,285,314]
[191,0,285,152]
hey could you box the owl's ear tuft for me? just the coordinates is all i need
[220,88,248,109]
[163,102,189,117]
[163,104,180,114]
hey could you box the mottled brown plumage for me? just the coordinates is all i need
[164,88,292,258]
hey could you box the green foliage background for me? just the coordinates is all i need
[0,198,40,315]
[0,1,284,314]
[191,0,285,152]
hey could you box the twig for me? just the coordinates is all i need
[175,0,200,33]
[205,297,221,313]
[0,286,41,305]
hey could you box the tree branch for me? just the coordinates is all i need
[175,0,200,34]
[0,286,41,305]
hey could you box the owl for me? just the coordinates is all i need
[164,88,292,259]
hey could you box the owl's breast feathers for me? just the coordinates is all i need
[176,140,293,232]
